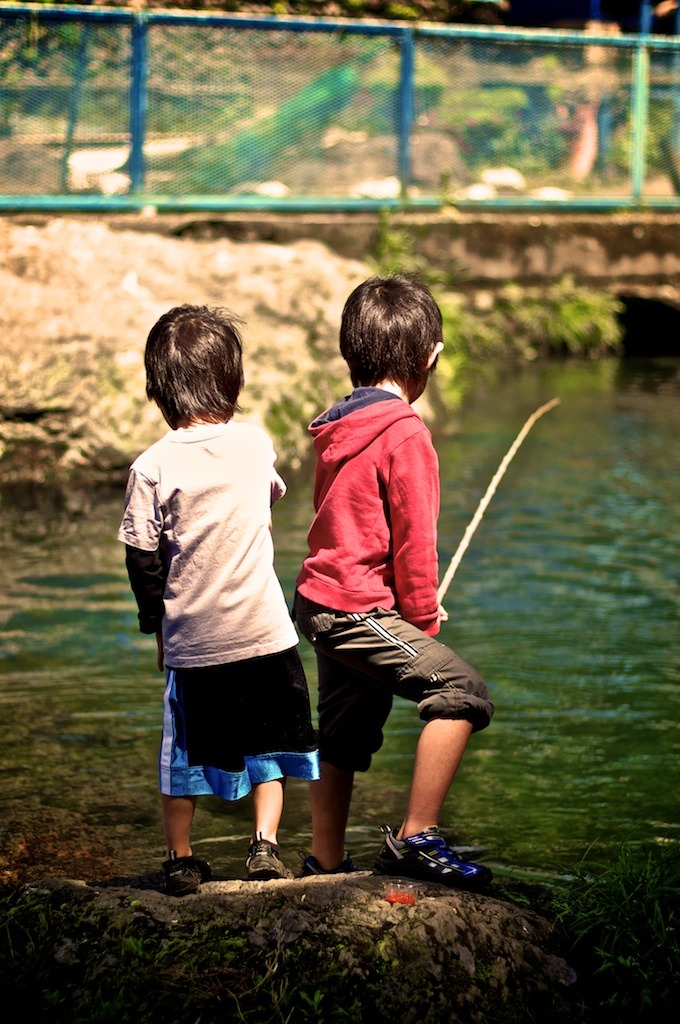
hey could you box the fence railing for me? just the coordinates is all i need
[3,3,680,211]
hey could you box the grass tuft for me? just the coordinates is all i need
[554,840,680,1023]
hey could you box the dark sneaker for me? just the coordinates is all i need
[246,838,293,880]
[373,825,492,890]
[163,853,212,897]
[299,853,361,876]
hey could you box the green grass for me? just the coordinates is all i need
[553,841,680,1023]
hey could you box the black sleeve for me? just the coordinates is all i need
[125,545,167,634]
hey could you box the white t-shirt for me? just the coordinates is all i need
[118,421,299,668]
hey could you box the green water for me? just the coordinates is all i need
[1,358,678,884]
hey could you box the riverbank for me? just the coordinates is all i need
[0,214,370,484]
[0,209,651,486]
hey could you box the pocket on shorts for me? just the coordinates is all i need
[293,592,335,640]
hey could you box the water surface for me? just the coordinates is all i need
[1,358,677,884]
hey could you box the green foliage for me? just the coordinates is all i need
[371,209,467,286]
[36,1,477,21]
[372,214,623,365]
[0,14,130,142]
[369,212,624,420]
[554,842,680,1023]
[493,277,624,358]
[383,3,421,20]
[438,81,567,176]
[646,95,680,192]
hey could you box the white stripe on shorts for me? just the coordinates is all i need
[351,612,420,658]
[159,668,176,794]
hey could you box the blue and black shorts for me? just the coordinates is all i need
[160,646,319,800]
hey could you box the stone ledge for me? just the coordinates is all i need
[7,209,680,286]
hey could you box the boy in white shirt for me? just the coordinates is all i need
[119,304,319,896]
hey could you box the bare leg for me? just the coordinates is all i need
[397,718,473,840]
[309,760,354,870]
[161,794,198,858]
[251,778,286,844]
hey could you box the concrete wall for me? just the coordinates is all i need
[18,207,679,296]
[143,210,680,296]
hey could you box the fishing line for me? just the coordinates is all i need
[437,397,561,605]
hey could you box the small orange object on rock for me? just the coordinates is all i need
[384,880,416,905]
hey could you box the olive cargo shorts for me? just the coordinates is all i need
[294,592,494,772]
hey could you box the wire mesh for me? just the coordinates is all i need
[143,23,398,198]
[646,46,680,198]
[0,14,131,196]
[414,32,634,201]
[1,8,680,209]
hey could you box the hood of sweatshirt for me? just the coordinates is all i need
[309,387,420,468]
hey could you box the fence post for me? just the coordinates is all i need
[60,25,90,193]
[129,13,148,195]
[397,28,415,202]
[674,8,680,154]
[630,36,650,205]
[640,1,653,35]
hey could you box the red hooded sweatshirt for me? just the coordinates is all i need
[296,388,440,636]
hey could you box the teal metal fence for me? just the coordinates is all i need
[2,3,680,211]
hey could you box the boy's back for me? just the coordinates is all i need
[119,419,298,668]
[296,387,439,634]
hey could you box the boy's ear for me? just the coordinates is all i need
[426,342,444,370]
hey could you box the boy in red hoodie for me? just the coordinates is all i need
[294,274,494,889]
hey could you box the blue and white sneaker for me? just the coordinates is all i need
[373,825,492,890]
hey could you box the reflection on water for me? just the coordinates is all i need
[0,359,678,885]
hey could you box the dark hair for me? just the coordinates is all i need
[339,275,443,390]
[145,304,244,428]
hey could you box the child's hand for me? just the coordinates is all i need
[437,604,449,626]
[156,631,165,673]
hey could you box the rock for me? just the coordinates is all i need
[0,216,369,483]
[531,186,572,201]
[350,176,401,199]
[480,167,526,192]
[67,147,129,192]
[253,180,290,197]
[456,183,497,201]
[1,873,577,1023]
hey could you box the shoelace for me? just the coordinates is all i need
[250,841,278,857]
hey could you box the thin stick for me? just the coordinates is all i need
[437,397,561,605]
